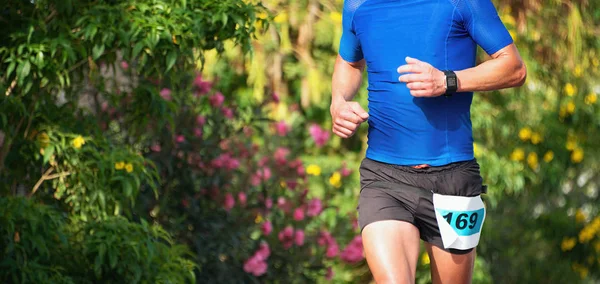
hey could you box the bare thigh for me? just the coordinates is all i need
[426,243,476,284]
[362,220,421,284]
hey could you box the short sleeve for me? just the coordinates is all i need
[459,0,513,55]
[338,0,364,62]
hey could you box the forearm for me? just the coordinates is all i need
[455,44,527,92]
[331,55,365,105]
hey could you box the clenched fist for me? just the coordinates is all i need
[330,101,369,138]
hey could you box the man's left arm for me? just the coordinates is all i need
[397,43,526,97]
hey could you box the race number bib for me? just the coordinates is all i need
[433,193,486,250]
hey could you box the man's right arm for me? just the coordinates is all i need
[330,55,369,138]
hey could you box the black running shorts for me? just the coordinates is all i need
[357,157,487,254]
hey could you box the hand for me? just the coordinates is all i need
[330,100,369,138]
[397,56,447,97]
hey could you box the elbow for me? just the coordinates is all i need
[513,61,527,87]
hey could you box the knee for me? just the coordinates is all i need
[373,273,413,284]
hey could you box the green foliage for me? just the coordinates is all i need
[0,197,195,284]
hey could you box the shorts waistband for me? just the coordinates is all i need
[365,157,476,175]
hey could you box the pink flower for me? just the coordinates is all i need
[265,198,273,209]
[277,197,291,213]
[309,124,330,147]
[250,174,261,186]
[286,180,298,190]
[278,226,295,249]
[294,230,305,246]
[261,221,272,235]
[194,75,212,94]
[238,192,247,206]
[120,61,129,70]
[293,207,305,221]
[275,121,290,136]
[307,198,323,217]
[175,135,185,143]
[150,143,161,152]
[243,256,268,276]
[222,107,234,119]
[340,235,364,263]
[258,167,272,181]
[196,115,206,126]
[193,128,203,138]
[224,193,235,211]
[272,93,280,103]
[160,88,172,101]
[256,242,270,259]
[340,162,352,177]
[243,244,270,277]
[274,147,290,165]
[326,241,339,258]
[297,165,305,177]
[209,92,225,107]
[211,153,240,170]
[258,157,269,167]
[318,231,332,246]
[326,267,334,281]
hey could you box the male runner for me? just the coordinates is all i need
[330,0,526,283]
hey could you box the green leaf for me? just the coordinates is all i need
[92,44,105,60]
[6,61,15,79]
[35,51,44,67]
[132,42,144,58]
[165,51,177,72]
[43,145,55,165]
[109,248,118,269]
[17,60,31,85]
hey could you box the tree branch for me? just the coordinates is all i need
[29,168,71,198]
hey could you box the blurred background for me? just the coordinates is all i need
[0,0,599,283]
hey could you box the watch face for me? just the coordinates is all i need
[448,76,457,87]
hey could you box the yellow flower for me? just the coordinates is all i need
[306,164,321,176]
[510,148,525,161]
[572,263,589,279]
[508,30,517,42]
[518,127,532,141]
[566,136,577,150]
[584,93,597,105]
[564,83,576,97]
[473,142,481,157]
[280,180,287,188]
[257,11,268,20]
[125,163,134,173]
[578,226,595,243]
[561,237,577,251]
[575,209,586,223]
[72,135,85,149]
[530,133,542,145]
[571,148,584,163]
[115,161,125,170]
[274,12,287,24]
[593,58,600,67]
[329,11,342,24]
[255,214,263,224]
[421,253,430,265]
[573,65,582,78]
[566,102,576,114]
[329,172,342,188]
[527,152,538,169]
[37,132,50,148]
[543,151,554,162]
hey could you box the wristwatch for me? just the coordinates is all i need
[443,70,457,97]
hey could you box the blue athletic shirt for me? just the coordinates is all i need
[339,0,513,166]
